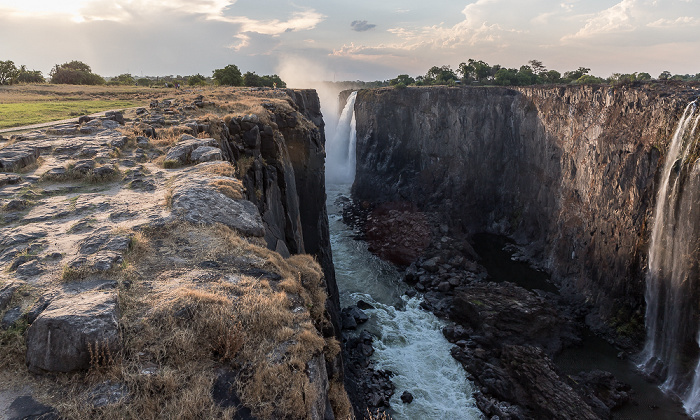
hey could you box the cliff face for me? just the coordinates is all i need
[352,85,698,331]
[0,88,347,419]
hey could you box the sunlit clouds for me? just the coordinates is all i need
[0,0,698,82]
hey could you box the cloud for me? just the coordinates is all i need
[647,16,698,27]
[563,0,637,40]
[351,20,376,32]
[214,9,325,34]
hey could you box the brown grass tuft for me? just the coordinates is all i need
[210,179,244,200]
[199,162,236,178]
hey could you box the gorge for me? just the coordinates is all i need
[333,83,700,418]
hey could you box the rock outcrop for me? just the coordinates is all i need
[0,88,348,419]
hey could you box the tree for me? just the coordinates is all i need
[541,70,562,84]
[658,71,672,81]
[576,75,605,84]
[424,65,457,85]
[137,78,152,87]
[16,65,44,83]
[187,74,207,86]
[50,60,104,85]
[389,74,415,86]
[243,71,263,87]
[493,68,518,86]
[109,73,135,85]
[212,64,243,86]
[260,74,286,88]
[516,65,537,85]
[528,59,547,75]
[563,67,590,83]
[637,72,652,81]
[0,60,20,85]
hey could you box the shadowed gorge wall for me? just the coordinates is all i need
[352,85,698,332]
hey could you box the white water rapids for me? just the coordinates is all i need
[324,92,480,419]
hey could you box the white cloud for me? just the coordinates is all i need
[563,0,637,40]
[212,10,325,34]
[647,16,698,27]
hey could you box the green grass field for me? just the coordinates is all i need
[0,100,143,129]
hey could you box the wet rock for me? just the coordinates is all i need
[357,300,375,310]
[400,391,414,404]
[26,290,121,372]
[571,369,631,418]
[6,395,59,420]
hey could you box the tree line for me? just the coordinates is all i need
[389,59,700,88]
[0,60,287,88]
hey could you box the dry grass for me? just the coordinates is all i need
[152,125,193,147]
[52,221,334,419]
[199,162,236,178]
[209,179,244,200]
[329,379,353,420]
[38,160,122,184]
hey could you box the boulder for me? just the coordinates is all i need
[26,291,121,373]
[171,181,265,237]
[165,138,219,166]
[0,144,40,171]
[6,396,59,420]
[191,146,223,163]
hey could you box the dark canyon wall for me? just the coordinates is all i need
[352,85,699,332]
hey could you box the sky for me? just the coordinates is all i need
[0,0,698,85]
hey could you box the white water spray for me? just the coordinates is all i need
[326,91,357,184]
[639,101,700,417]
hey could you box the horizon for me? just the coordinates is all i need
[1,0,698,86]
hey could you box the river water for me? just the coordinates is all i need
[326,184,481,419]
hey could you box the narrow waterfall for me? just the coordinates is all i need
[324,92,480,419]
[326,91,357,184]
[639,101,700,417]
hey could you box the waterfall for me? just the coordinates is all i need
[639,101,700,417]
[326,91,357,184]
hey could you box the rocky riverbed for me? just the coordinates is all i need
[340,193,687,419]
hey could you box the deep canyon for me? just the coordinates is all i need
[335,83,700,419]
[1,82,700,419]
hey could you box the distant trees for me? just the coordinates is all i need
[187,74,207,86]
[0,60,20,85]
[16,65,45,83]
[0,61,44,85]
[242,71,286,88]
[108,73,135,85]
[390,59,699,89]
[212,64,243,86]
[212,65,286,88]
[50,61,104,85]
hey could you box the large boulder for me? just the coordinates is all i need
[171,176,265,237]
[26,291,121,373]
[165,137,219,166]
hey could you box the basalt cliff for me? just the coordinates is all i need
[352,84,698,333]
[347,84,700,418]
[0,88,348,419]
